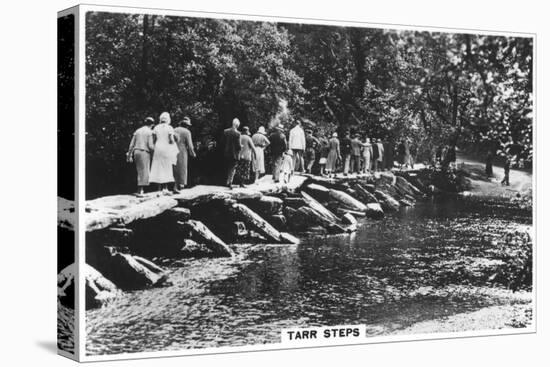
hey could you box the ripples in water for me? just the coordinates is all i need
[86,195,532,355]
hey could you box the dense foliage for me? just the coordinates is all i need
[85,12,533,197]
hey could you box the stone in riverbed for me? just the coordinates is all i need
[181,219,235,257]
[376,171,396,186]
[240,195,283,216]
[57,263,120,309]
[304,183,331,201]
[98,252,169,291]
[269,214,287,230]
[180,238,216,258]
[399,199,414,207]
[364,184,376,193]
[342,212,358,226]
[351,183,379,204]
[374,190,400,212]
[365,203,385,219]
[328,189,368,212]
[279,232,300,245]
[395,176,420,197]
[283,196,308,209]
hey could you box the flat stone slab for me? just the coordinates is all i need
[60,174,309,232]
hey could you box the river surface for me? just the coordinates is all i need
[86,195,532,355]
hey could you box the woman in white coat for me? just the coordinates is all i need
[149,112,178,193]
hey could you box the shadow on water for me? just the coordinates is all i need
[86,195,532,355]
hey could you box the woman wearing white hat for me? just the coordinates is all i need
[251,126,270,182]
[150,112,178,193]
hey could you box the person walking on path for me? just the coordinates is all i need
[318,134,330,176]
[235,126,257,187]
[150,112,178,193]
[350,133,362,173]
[341,131,352,174]
[305,129,319,173]
[501,154,512,186]
[376,139,385,171]
[326,132,341,176]
[361,136,373,174]
[173,116,196,192]
[288,119,306,173]
[251,126,270,182]
[126,116,155,196]
[223,118,242,188]
[269,125,287,183]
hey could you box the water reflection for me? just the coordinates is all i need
[86,195,532,355]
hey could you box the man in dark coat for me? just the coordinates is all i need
[269,125,287,182]
[223,118,242,188]
[341,131,352,174]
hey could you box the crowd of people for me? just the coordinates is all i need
[126,112,195,195]
[126,114,420,195]
[125,113,523,195]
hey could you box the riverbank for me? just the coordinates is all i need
[59,163,533,355]
[383,156,534,335]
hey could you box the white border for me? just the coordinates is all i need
[74,3,537,363]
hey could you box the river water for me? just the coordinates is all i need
[86,195,532,355]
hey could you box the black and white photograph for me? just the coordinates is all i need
[56,4,534,361]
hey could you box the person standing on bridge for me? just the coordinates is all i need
[126,116,155,196]
[361,136,373,174]
[252,126,270,182]
[289,119,306,173]
[341,131,352,174]
[223,118,242,188]
[326,132,341,176]
[173,117,196,192]
[350,133,362,173]
[150,112,178,194]
[269,125,287,183]
[235,126,256,187]
[305,129,319,173]
[318,133,330,176]
[376,138,385,171]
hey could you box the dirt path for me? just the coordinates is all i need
[456,153,532,199]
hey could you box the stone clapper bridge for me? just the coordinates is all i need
[57,171,427,309]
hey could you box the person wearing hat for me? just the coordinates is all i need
[361,136,373,174]
[350,133,363,174]
[173,116,196,192]
[317,133,331,176]
[304,129,319,173]
[235,126,256,187]
[326,132,341,176]
[288,119,306,173]
[223,118,242,188]
[269,124,288,182]
[150,112,178,193]
[126,116,155,196]
[251,126,270,182]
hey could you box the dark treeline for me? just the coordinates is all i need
[84,12,532,198]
